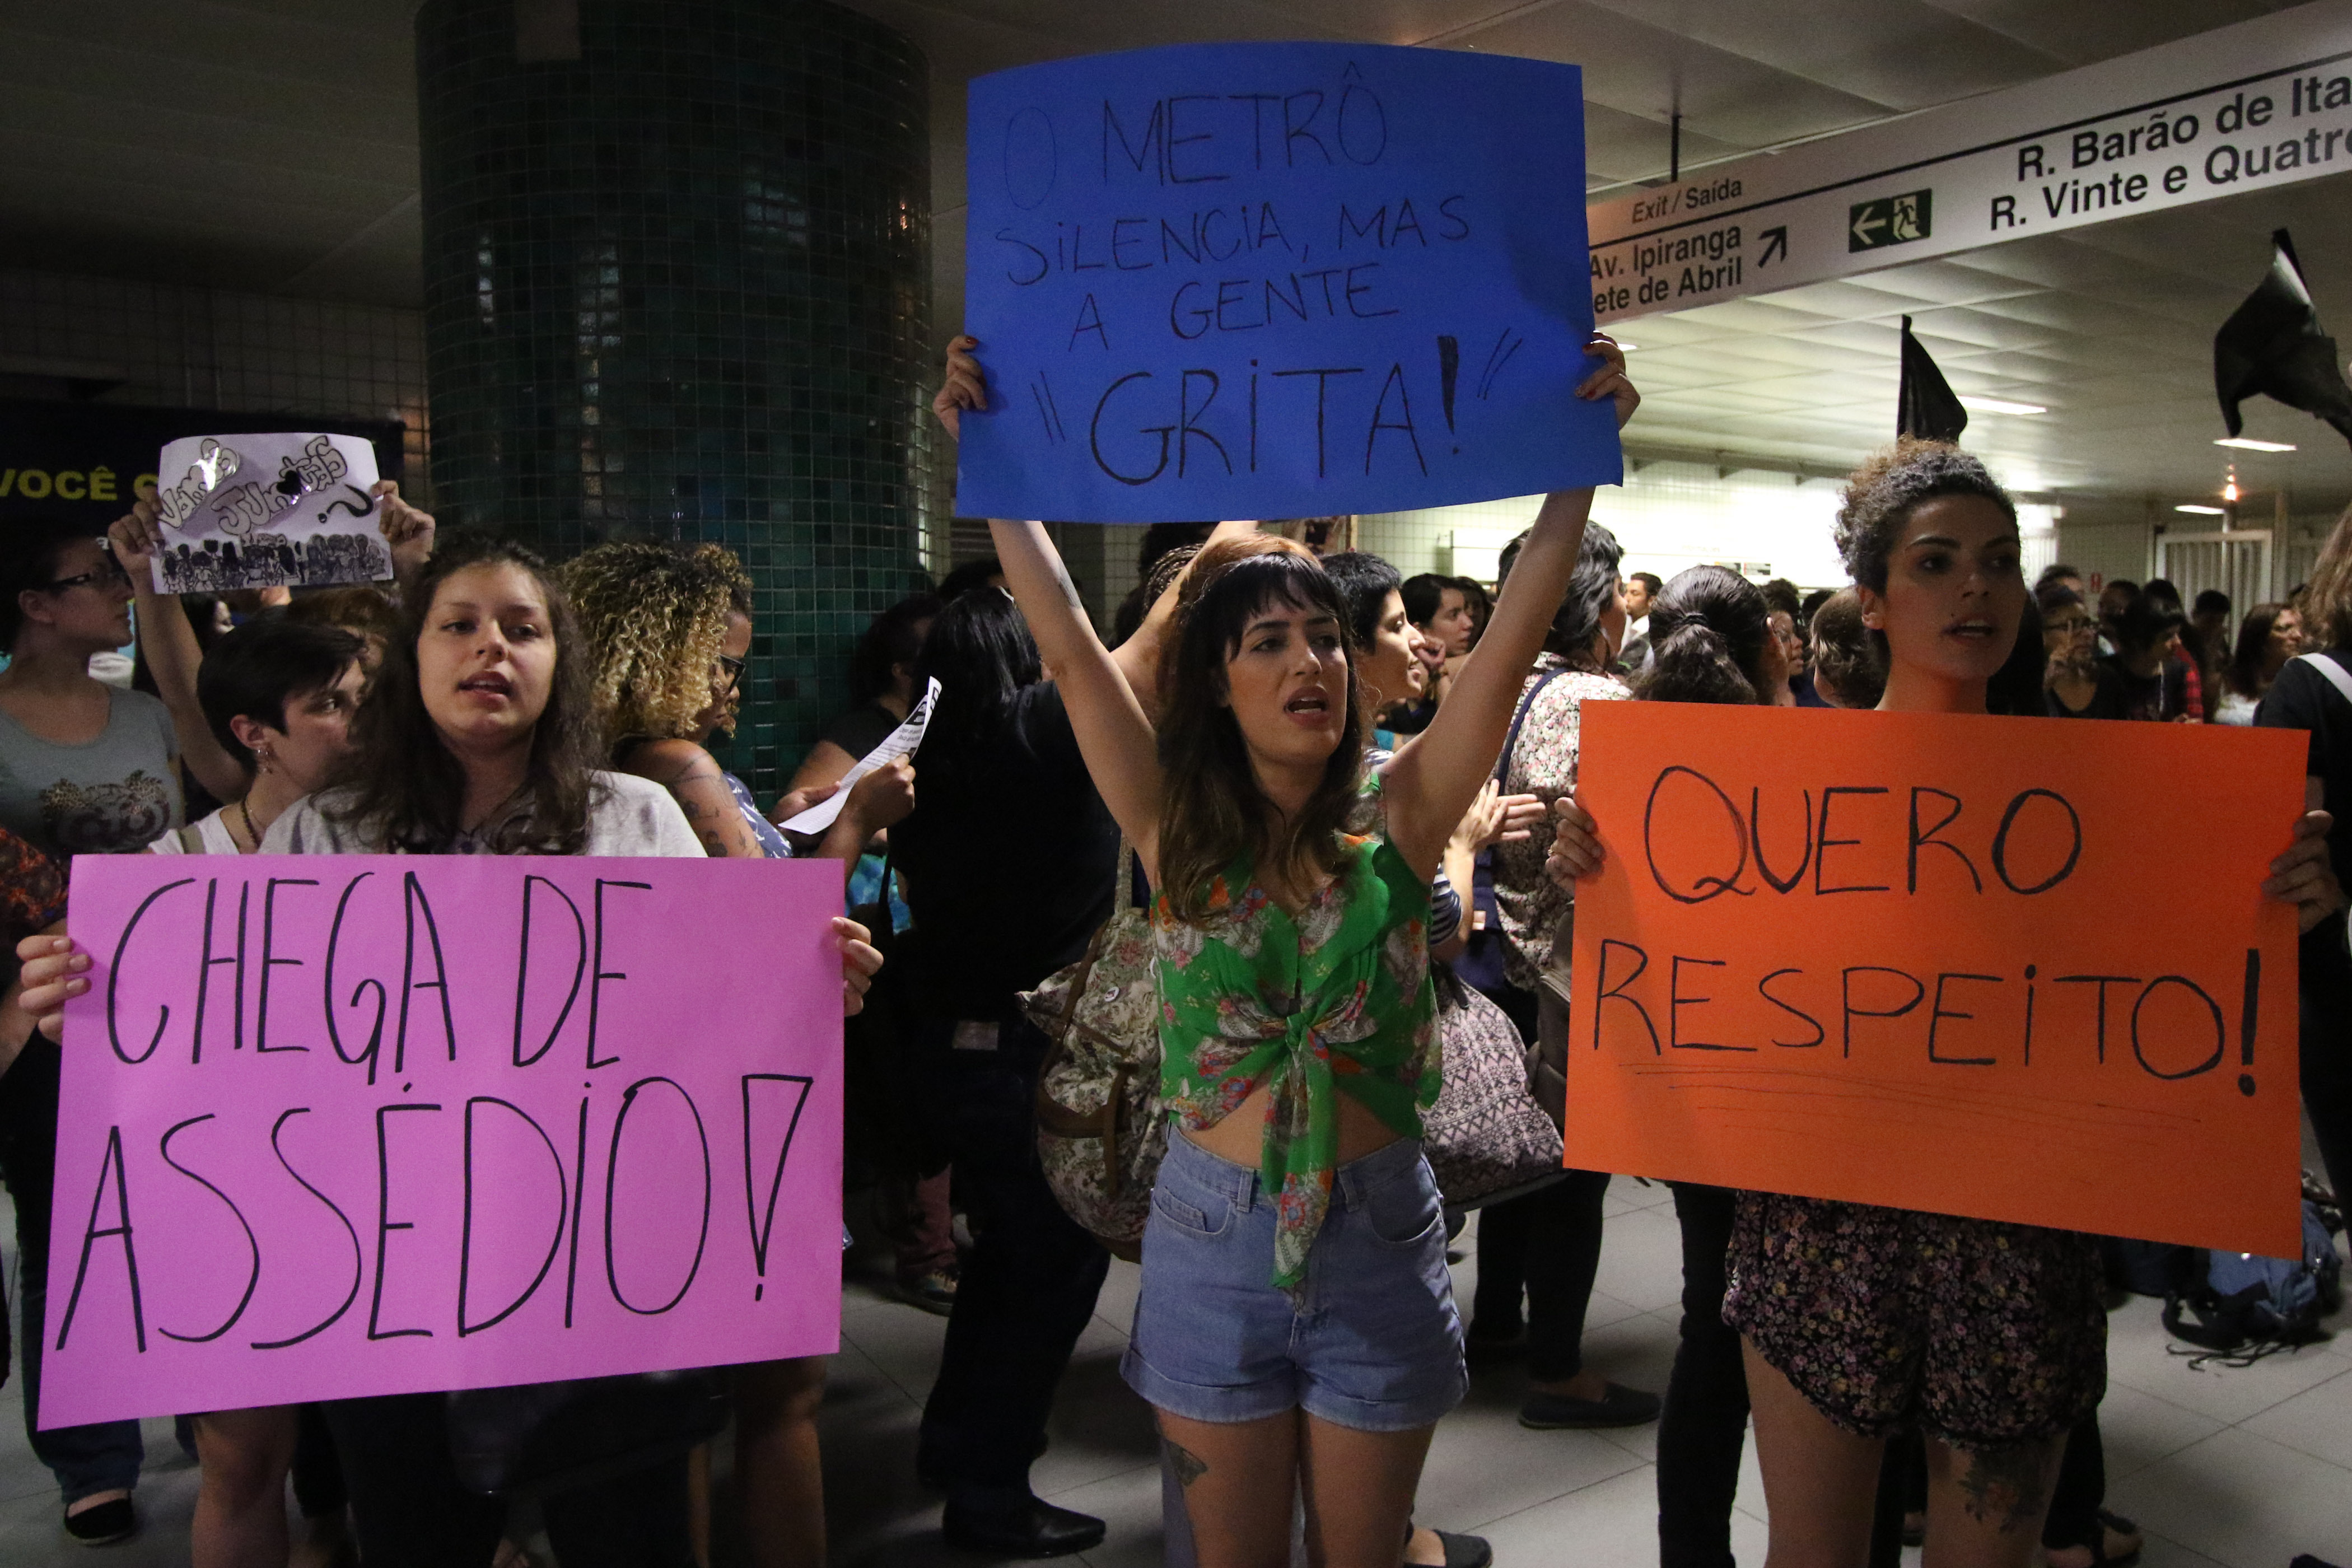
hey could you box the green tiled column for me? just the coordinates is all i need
[416,0,933,795]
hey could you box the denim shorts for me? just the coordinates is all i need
[1120,1132,1467,1431]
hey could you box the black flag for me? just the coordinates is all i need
[1897,316,1968,444]
[2215,229,2352,448]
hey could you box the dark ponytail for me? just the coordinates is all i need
[1633,566,1774,706]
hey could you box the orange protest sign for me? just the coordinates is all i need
[1564,702,2307,1260]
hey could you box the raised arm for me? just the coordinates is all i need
[989,520,1166,873]
[936,334,1168,868]
[1380,337,1637,878]
[109,503,249,804]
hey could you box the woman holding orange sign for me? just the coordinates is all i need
[1547,437,2342,1568]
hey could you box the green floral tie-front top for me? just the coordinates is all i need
[1152,774,1440,1288]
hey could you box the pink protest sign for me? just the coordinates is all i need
[40,855,843,1429]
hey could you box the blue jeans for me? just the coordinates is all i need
[1,1037,145,1504]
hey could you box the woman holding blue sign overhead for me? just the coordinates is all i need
[938,332,1637,1568]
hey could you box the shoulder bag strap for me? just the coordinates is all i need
[1496,666,1571,785]
[2295,651,2352,710]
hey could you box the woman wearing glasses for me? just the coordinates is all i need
[0,521,184,865]
[2038,583,2132,721]
[0,520,178,1542]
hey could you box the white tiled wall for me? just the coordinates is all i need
[0,268,431,501]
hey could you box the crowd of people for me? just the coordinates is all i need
[0,329,2340,1568]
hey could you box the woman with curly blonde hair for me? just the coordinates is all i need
[562,539,912,1568]
[562,539,912,865]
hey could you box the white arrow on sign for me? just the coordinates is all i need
[1850,207,1887,246]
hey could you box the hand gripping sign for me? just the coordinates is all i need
[1565,703,2307,1261]
[150,432,391,593]
[40,855,843,1429]
[956,41,1624,523]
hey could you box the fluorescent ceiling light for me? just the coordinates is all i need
[1959,396,2046,416]
[2173,503,2225,515]
[2214,437,2297,452]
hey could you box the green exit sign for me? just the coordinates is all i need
[1850,189,1933,251]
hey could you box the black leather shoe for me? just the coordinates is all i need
[942,1490,1106,1558]
[1518,1380,1661,1429]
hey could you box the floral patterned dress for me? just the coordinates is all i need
[1154,774,1440,1289]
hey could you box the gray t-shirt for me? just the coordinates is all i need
[0,687,180,857]
[262,769,701,858]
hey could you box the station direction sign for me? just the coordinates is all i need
[1587,0,2352,324]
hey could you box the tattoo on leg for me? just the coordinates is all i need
[1164,1438,1208,1490]
[1957,1440,2050,1535]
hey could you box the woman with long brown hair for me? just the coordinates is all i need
[19,533,884,1567]
[936,332,1637,1568]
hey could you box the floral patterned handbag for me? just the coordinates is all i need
[1019,843,1166,1261]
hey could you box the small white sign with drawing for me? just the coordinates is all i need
[150,432,391,593]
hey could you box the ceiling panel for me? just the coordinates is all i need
[0,0,2342,509]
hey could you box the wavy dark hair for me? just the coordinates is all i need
[1156,551,1367,922]
[1633,566,1775,706]
[1543,521,1625,669]
[326,533,602,853]
[1834,437,2017,594]
[2227,602,2296,698]
[913,587,1041,767]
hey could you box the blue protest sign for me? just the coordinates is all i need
[956,43,1621,524]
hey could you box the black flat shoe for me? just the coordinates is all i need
[1404,1528,1492,1568]
[62,1496,137,1547]
[1518,1381,1661,1429]
[942,1491,1105,1558]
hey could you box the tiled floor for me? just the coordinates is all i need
[3,1175,2347,1566]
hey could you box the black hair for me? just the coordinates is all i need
[1761,578,1802,619]
[1544,522,1625,668]
[0,519,102,652]
[1634,566,1775,705]
[2103,578,2141,603]
[1320,550,1404,651]
[1628,571,1663,595]
[2036,584,2089,622]
[912,586,1040,761]
[849,591,942,706]
[2193,589,2233,619]
[197,616,367,771]
[1399,572,1455,627]
[1156,552,1365,921]
[2112,594,2186,659]
[937,557,1004,603]
[2036,563,2083,592]
[328,532,601,854]
[1495,531,1534,592]
[2143,578,2183,612]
